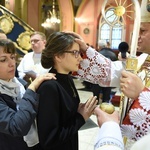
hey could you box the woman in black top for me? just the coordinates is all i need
[0,39,55,150]
[37,32,98,150]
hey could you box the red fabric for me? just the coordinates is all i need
[123,87,150,125]
[111,95,121,107]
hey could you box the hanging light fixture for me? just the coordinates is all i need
[41,0,60,29]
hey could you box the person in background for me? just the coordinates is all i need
[94,107,150,150]
[0,39,56,150]
[91,40,117,103]
[17,31,49,84]
[98,40,117,61]
[65,0,150,149]
[36,32,98,150]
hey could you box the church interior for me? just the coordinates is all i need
[0,0,142,56]
[0,0,144,149]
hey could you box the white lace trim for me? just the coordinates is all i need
[77,48,111,86]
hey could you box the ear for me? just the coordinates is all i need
[54,54,63,63]
[43,40,47,45]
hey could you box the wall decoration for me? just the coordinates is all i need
[17,31,32,50]
[83,27,90,34]
[0,15,14,33]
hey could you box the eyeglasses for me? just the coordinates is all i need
[30,39,42,44]
[64,50,82,58]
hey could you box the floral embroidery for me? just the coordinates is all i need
[121,125,137,139]
[121,89,150,141]
[80,59,90,70]
[129,109,147,126]
[86,48,96,59]
[139,91,150,111]
[76,47,111,86]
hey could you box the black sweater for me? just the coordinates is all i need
[37,69,85,150]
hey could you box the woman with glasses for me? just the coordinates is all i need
[36,32,98,150]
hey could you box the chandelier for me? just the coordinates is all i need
[41,0,60,29]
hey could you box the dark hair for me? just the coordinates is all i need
[41,32,75,68]
[0,39,16,54]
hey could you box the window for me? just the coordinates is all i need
[99,8,124,49]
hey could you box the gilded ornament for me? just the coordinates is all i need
[0,15,14,33]
[17,31,33,51]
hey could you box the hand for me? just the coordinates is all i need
[120,70,144,99]
[78,96,98,121]
[27,73,36,79]
[23,74,33,83]
[24,73,36,82]
[94,106,119,127]
[28,73,56,92]
[63,31,89,52]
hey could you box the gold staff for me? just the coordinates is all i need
[101,0,141,122]
[119,0,141,124]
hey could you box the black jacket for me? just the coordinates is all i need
[37,69,85,150]
[99,48,117,61]
[0,89,39,150]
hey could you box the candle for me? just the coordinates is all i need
[130,0,141,57]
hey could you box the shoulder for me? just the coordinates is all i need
[37,79,60,91]
[100,48,114,53]
[23,52,34,58]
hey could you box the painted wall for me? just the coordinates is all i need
[75,0,102,48]
[27,0,40,30]
[74,0,135,48]
[58,0,74,31]
[5,0,135,48]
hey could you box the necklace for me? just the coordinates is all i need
[68,79,77,98]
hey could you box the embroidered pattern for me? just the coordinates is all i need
[95,137,124,150]
[76,48,111,86]
[121,89,150,141]
[121,56,150,146]
[139,91,150,111]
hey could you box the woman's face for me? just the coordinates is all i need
[55,42,83,74]
[0,46,16,81]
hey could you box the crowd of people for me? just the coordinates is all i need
[0,0,150,150]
